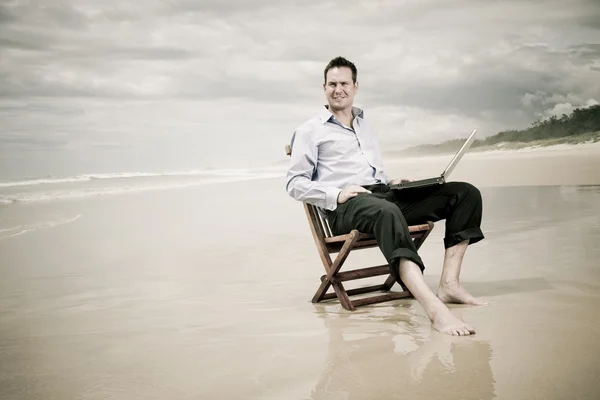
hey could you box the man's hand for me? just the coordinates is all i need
[337,185,372,204]
[389,178,414,185]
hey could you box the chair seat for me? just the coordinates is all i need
[323,223,433,254]
[323,223,432,244]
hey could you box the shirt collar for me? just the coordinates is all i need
[318,105,364,124]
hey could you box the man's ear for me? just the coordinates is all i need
[355,81,359,92]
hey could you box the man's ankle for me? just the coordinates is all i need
[439,278,460,288]
[426,299,452,322]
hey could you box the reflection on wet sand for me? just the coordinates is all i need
[309,305,495,400]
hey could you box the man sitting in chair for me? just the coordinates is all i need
[285,56,487,336]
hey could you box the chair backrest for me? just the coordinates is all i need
[304,203,334,238]
[285,144,335,242]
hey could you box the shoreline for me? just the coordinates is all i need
[385,139,600,160]
[384,141,600,188]
[1,141,599,207]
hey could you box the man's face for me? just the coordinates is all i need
[323,66,358,112]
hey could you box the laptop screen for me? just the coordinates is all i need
[442,129,478,178]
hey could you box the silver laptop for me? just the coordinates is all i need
[389,129,477,190]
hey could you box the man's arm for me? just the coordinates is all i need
[285,126,343,211]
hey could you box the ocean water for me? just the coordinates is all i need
[0,166,287,205]
[0,166,287,239]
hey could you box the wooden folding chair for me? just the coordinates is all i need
[286,144,435,311]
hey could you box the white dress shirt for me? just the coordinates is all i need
[286,105,390,211]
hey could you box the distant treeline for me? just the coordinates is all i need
[400,104,600,154]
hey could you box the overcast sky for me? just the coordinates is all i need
[1,0,599,178]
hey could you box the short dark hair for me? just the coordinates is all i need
[324,56,357,84]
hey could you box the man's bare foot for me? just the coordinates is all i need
[432,308,476,336]
[437,282,489,306]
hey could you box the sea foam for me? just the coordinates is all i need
[0,169,285,205]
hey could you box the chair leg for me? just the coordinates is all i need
[382,274,397,291]
[332,282,354,311]
[412,222,434,250]
[311,231,359,307]
[312,224,434,311]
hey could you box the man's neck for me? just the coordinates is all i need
[330,107,354,128]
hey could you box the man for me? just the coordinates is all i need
[286,56,487,336]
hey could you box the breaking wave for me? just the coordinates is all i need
[0,168,285,205]
[0,215,82,240]
[0,168,276,188]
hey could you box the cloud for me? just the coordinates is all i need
[2,0,598,107]
[519,90,599,121]
[541,98,599,119]
[0,0,599,176]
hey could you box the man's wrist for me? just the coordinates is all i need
[326,187,343,210]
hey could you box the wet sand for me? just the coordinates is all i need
[1,147,600,399]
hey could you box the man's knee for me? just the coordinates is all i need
[373,201,409,228]
[449,182,482,204]
[377,201,403,218]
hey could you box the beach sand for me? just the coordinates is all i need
[385,142,600,188]
[1,144,600,399]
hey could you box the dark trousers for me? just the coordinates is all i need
[326,182,484,285]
